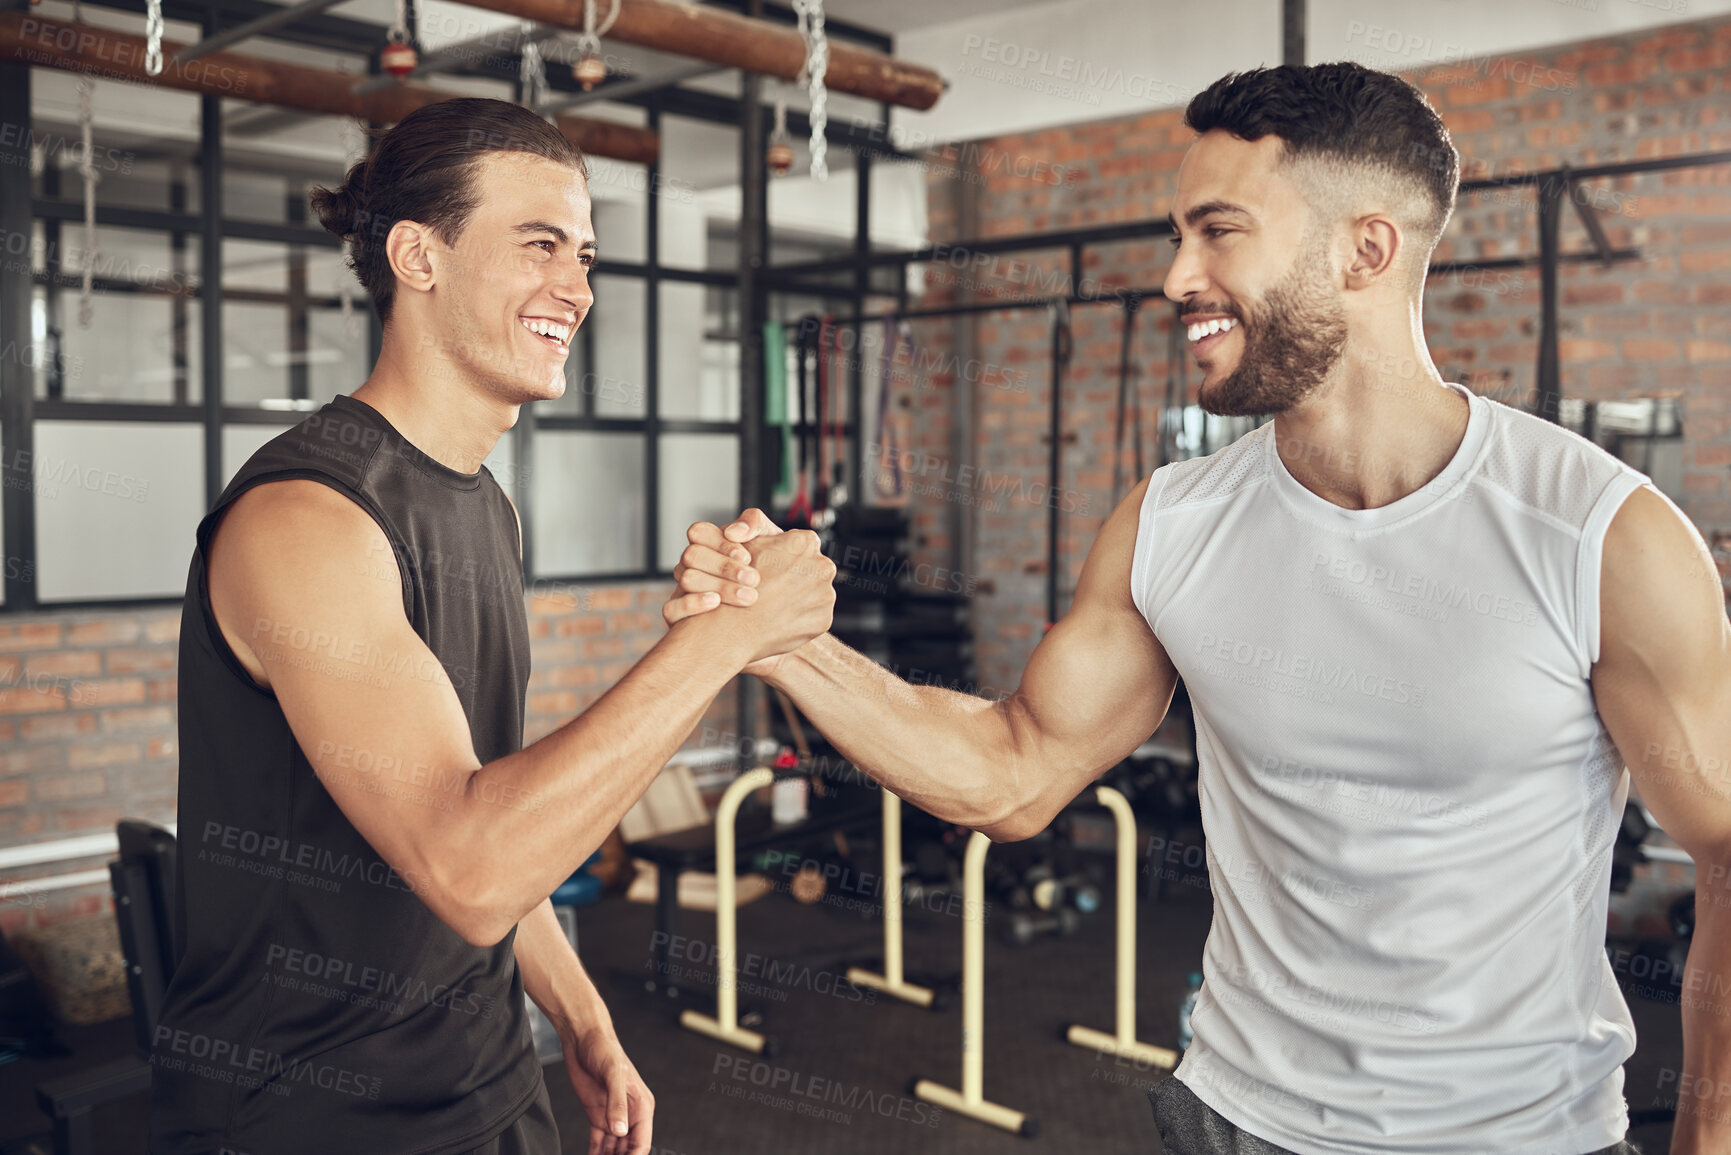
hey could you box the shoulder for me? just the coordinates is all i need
[1150,423,1272,513]
[211,479,395,589]
[1470,397,1645,529]
[1598,484,1725,665]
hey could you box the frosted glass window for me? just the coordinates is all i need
[224,302,291,405]
[29,73,201,212]
[483,429,521,496]
[225,170,291,223]
[34,422,205,601]
[589,170,648,264]
[550,276,644,418]
[34,230,201,403]
[530,433,643,576]
[223,239,289,292]
[307,308,371,407]
[657,119,733,271]
[659,282,734,420]
[658,434,737,571]
[222,423,295,488]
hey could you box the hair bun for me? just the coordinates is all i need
[309,155,374,240]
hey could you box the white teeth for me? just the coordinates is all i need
[1187,317,1237,343]
[521,318,569,346]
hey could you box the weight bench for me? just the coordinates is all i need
[34,819,180,1155]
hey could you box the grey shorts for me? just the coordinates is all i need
[1147,1076,1643,1155]
[458,1077,562,1155]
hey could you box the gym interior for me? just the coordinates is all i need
[0,0,1729,1151]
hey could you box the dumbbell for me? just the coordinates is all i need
[1006,906,1081,945]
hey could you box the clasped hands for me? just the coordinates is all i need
[665,508,834,677]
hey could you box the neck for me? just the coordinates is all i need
[350,322,518,476]
[1270,323,1469,510]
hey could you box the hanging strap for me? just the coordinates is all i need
[874,316,909,498]
[786,318,816,527]
[1159,301,1187,469]
[826,318,848,508]
[814,316,833,512]
[764,321,793,499]
[1110,292,1143,509]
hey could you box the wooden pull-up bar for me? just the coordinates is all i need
[0,12,661,164]
[459,0,946,111]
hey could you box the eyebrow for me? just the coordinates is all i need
[1166,200,1255,232]
[510,221,598,251]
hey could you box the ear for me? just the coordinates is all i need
[1344,214,1402,290]
[384,220,438,297]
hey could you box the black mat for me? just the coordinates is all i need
[0,871,1684,1155]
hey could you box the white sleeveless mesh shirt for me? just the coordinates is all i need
[1131,382,1650,1154]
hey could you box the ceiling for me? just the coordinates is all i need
[821,0,1055,35]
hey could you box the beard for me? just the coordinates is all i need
[1197,228,1348,418]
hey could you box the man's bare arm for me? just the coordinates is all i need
[672,481,1178,841]
[208,480,835,947]
[1592,484,1731,1155]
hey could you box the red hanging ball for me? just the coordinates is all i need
[767,139,794,176]
[381,42,417,79]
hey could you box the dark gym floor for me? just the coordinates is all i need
[0,857,1687,1155]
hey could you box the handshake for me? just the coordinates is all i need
[663,508,836,677]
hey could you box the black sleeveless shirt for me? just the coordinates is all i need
[151,394,540,1155]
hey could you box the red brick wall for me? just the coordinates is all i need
[902,12,1731,694]
[0,579,736,937]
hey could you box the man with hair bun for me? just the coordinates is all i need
[154,97,835,1155]
[673,62,1731,1154]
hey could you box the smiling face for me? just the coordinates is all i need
[1163,130,1349,417]
[424,151,596,406]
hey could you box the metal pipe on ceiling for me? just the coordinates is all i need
[457,0,945,110]
[0,12,660,163]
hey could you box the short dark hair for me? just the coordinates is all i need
[309,98,588,326]
[1184,63,1458,259]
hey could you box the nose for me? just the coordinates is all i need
[1163,233,1207,307]
[550,250,594,319]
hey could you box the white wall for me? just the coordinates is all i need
[889,0,1728,145]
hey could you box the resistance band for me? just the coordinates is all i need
[1110,293,1144,510]
[764,320,793,500]
[874,316,911,499]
